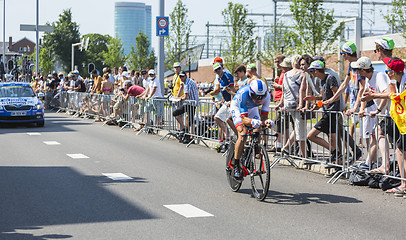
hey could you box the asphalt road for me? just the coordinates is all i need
[1,111,406,240]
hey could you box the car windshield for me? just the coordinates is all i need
[0,85,36,98]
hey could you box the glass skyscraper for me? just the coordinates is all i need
[114,2,152,56]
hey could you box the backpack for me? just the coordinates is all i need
[379,172,401,191]
[349,169,371,186]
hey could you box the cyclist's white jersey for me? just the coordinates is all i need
[230,85,270,127]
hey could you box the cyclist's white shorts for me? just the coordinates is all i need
[230,101,260,128]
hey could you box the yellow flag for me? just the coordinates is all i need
[390,90,406,135]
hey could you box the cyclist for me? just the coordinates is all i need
[230,79,272,180]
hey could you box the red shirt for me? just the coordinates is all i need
[127,85,145,97]
[273,71,285,101]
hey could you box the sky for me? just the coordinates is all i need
[1,0,276,51]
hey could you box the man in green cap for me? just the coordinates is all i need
[375,37,394,60]
[323,41,365,161]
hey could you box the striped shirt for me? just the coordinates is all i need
[183,78,199,105]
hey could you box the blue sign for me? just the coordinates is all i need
[156,16,169,37]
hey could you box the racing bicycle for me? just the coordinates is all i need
[225,127,271,201]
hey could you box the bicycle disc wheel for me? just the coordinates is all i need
[225,140,242,192]
[249,144,270,201]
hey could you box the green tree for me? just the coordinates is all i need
[222,2,256,72]
[82,33,111,73]
[41,9,83,73]
[165,0,194,69]
[288,0,344,56]
[128,31,156,71]
[261,22,296,69]
[102,36,127,69]
[384,0,406,37]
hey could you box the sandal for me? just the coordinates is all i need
[386,187,403,194]
[394,189,406,197]
[367,168,386,175]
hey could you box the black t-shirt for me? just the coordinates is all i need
[48,79,61,91]
[321,74,340,111]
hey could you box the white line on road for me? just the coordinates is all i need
[67,154,89,159]
[102,173,133,181]
[43,141,61,145]
[164,204,214,218]
[27,132,41,136]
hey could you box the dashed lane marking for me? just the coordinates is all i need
[102,173,133,181]
[164,204,214,218]
[27,132,41,136]
[66,154,89,159]
[43,141,61,145]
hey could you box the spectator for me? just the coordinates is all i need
[173,71,199,144]
[172,62,183,98]
[361,57,406,195]
[269,56,291,152]
[210,63,237,143]
[352,57,390,169]
[91,69,102,94]
[234,64,248,91]
[276,55,307,158]
[305,60,342,164]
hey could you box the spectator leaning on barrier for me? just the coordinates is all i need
[276,55,307,158]
[141,70,149,90]
[305,60,342,164]
[138,69,164,126]
[352,57,390,169]
[173,71,199,144]
[210,62,237,143]
[172,62,183,98]
[111,80,135,122]
[361,57,406,195]
[269,56,292,153]
[91,69,102,94]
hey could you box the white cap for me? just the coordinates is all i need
[73,70,79,74]
[122,71,130,78]
[148,69,155,75]
[350,57,372,70]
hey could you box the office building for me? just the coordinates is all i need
[114,2,152,55]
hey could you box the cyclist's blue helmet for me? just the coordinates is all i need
[249,79,267,100]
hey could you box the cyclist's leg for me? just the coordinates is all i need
[234,125,248,161]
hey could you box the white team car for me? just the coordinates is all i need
[0,82,45,127]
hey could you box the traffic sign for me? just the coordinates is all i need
[156,16,169,37]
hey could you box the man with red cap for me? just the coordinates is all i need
[362,57,406,196]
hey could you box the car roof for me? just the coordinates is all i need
[0,82,31,87]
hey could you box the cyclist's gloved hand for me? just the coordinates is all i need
[251,119,261,129]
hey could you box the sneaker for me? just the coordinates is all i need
[328,150,342,164]
[267,146,282,152]
[233,166,243,180]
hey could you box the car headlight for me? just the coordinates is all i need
[36,104,42,110]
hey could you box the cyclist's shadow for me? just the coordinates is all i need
[238,189,362,205]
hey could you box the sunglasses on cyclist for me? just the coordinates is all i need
[251,93,266,100]
[385,69,393,74]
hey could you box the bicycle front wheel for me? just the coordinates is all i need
[249,144,270,201]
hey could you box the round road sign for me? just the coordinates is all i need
[158,18,168,28]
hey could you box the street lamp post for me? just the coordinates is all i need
[3,0,6,75]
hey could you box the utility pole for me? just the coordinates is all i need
[158,0,165,95]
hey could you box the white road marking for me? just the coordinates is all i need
[27,132,41,136]
[102,173,133,181]
[43,141,61,145]
[164,204,214,218]
[67,154,89,159]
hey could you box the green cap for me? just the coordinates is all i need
[376,37,395,50]
[213,63,222,71]
[341,41,357,54]
[173,62,181,68]
[309,60,325,70]
[247,63,256,70]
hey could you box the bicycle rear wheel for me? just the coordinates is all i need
[249,144,270,201]
[225,140,242,192]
